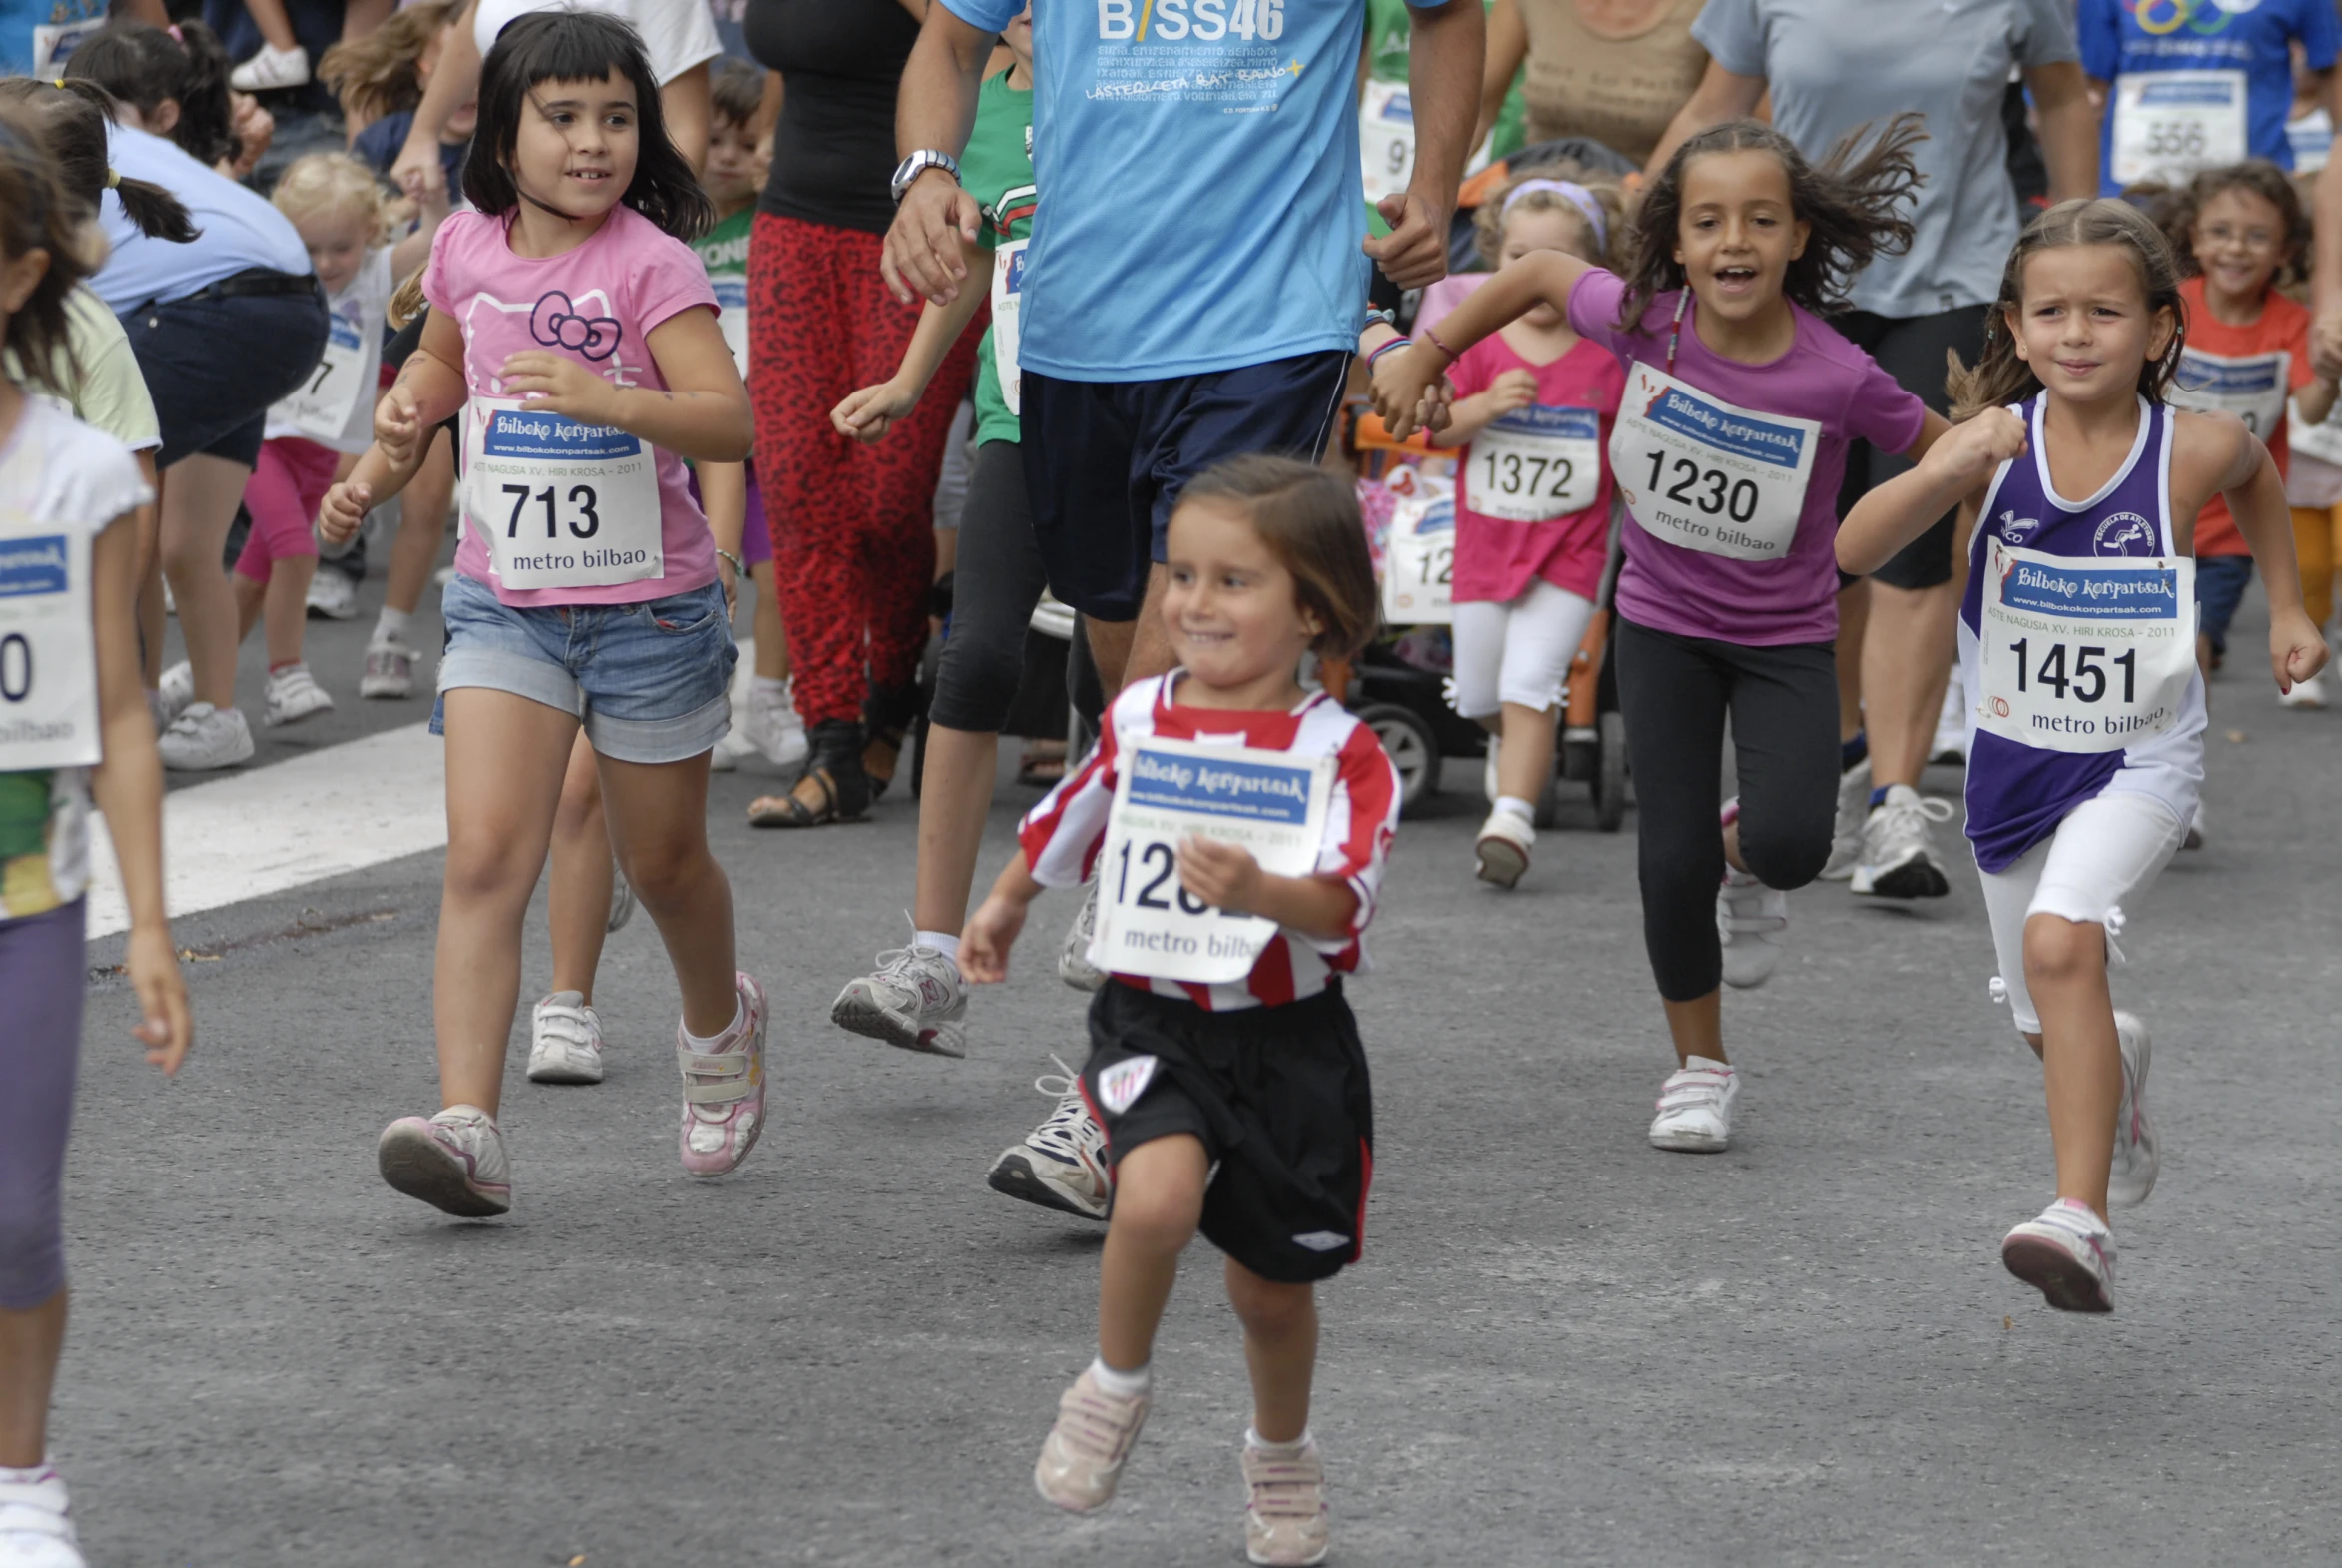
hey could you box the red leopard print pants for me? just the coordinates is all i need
[749,212,981,728]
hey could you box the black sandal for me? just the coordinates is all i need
[862,682,921,801]
[747,720,870,827]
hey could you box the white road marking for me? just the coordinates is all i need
[85,722,447,938]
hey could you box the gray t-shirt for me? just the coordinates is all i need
[1693,0,2078,320]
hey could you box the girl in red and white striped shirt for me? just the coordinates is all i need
[963,456,1396,1566]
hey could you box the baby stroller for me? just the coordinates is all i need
[1344,401,1628,830]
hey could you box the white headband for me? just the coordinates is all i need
[1501,178,1608,254]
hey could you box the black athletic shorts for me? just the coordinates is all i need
[1080,980,1373,1285]
[1834,304,1988,591]
[1019,350,1352,622]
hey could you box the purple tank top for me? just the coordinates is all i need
[1956,395,2204,873]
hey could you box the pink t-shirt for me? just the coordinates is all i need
[1448,333,1623,604]
[1567,269,1927,646]
[424,206,720,606]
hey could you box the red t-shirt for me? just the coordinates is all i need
[1446,331,1623,603]
[2174,275,2313,557]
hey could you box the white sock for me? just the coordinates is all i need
[0,1463,57,1484]
[1494,795,1535,824]
[752,674,790,700]
[1245,1426,1312,1454]
[914,929,962,962]
[682,999,744,1049]
[1089,1355,1151,1397]
[372,606,411,644]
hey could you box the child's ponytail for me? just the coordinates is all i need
[0,77,199,243]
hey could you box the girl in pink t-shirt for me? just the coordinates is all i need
[319,10,765,1218]
[1428,170,1626,890]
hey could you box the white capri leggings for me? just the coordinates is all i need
[1450,579,1597,719]
[1978,789,2187,1036]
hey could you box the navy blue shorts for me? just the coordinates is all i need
[121,288,329,470]
[2195,553,2254,653]
[1018,350,1351,621]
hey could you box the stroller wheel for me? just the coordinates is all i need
[1357,702,1439,816]
[1592,708,1629,832]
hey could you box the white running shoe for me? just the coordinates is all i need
[262,662,335,727]
[305,568,358,620]
[607,858,634,933]
[228,41,310,90]
[831,939,968,1057]
[1931,672,1968,764]
[1819,756,1870,881]
[2280,671,2328,709]
[1059,878,1106,992]
[2182,803,2206,851]
[527,991,606,1085]
[2108,1010,2159,1209]
[377,1105,511,1217]
[987,1057,1111,1219]
[1473,809,1533,888]
[157,702,254,770]
[1850,783,1954,899]
[1717,869,1788,989]
[1648,1057,1738,1152]
[360,639,416,699]
[707,727,755,771]
[745,678,810,768]
[156,659,194,726]
[0,1466,84,1568]
[2001,1198,2115,1313]
[1242,1437,1332,1567]
[676,973,769,1177]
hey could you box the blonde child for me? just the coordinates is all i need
[0,107,191,1567]
[1428,168,1626,888]
[1840,199,2327,1313]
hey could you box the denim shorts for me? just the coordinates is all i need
[432,573,737,764]
[2194,553,2255,653]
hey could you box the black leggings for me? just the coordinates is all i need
[928,439,1050,733]
[1614,615,1839,1002]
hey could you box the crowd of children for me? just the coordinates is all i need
[8,4,2342,1564]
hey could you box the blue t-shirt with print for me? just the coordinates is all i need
[939,0,1405,383]
[2080,0,2341,191]
[1,0,105,76]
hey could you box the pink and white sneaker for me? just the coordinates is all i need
[2001,1198,2116,1313]
[376,1105,511,1217]
[677,973,769,1177]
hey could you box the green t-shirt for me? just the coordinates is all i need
[960,68,1035,450]
[1362,0,1529,162]
[693,207,754,380]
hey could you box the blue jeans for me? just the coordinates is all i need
[2194,554,2254,655]
[431,573,736,764]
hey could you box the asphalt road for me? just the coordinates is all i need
[59,574,2342,1565]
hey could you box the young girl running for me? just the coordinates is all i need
[962,457,1396,1568]
[1424,168,1625,889]
[1841,200,2327,1314]
[160,153,447,728]
[0,109,191,1566]
[1376,117,1942,1153]
[317,9,764,1215]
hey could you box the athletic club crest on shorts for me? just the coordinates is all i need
[1097,1055,1159,1115]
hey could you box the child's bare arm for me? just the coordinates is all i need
[2200,413,2331,690]
[1373,251,1591,439]
[1840,408,2024,575]
[1175,838,1360,942]
[962,849,1046,983]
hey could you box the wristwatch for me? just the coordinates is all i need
[891,149,961,205]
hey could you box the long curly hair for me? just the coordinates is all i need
[2158,159,2312,290]
[1613,114,1925,332]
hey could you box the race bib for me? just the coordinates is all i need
[464,398,663,591]
[2113,71,2247,186]
[1381,468,1453,623]
[1091,736,1336,986]
[990,238,1027,416]
[2168,347,2288,438]
[1359,79,1416,207]
[1610,362,1819,560]
[711,274,750,381]
[275,313,369,443]
[0,526,100,771]
[1975,539,2196,755]
[30,16,104,77]
[1466,405,1601,522]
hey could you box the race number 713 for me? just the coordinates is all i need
[501,482,602,539]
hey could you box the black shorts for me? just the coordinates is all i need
[1080,980,1373,1285]
[1834,304,1988,591]
[1019,350,1352,621]
[123,283,330,470]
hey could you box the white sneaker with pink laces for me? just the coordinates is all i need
[1034,1368,1150,1512]
[2002,1198,2116,1314]
[676,973,769,1176]
[376,1105,511,1216]
[1242,1434,1331,1566]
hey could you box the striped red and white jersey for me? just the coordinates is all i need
[1019,674,1403,1012]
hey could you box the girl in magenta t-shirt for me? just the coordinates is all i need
[319,10,768,1219]
[1375,117,1947,1157]
[1429,169,1626,891]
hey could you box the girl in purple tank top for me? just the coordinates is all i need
[1842,199,2329,1317]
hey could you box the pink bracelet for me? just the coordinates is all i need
[1422,324,1458,362]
